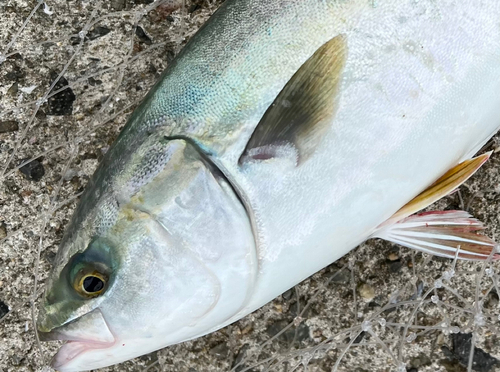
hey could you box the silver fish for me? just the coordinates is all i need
[37,0,500,370]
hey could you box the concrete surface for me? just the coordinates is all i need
[1,1,500,371]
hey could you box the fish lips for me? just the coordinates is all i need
[38,309,115,371]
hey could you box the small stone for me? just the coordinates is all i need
[0,120,19,133]
[136,26,152,45]
[45,72,76,116]
[0,300,9,319]
[388,252,399,261]
[88,77,102,86]
[4,179,19,194]
[411,353,432,368]
[43,250,57,266]
[19,158,45,181]
[358,283,375,301]
[329,268,350,284]
[0,223,6,239]
[282,288,294,300]
[484,291,499,309]
[352,331,366,344]
[266,320,311,343]
[10,354,23,366]
[209,342,229,360]
[232,344,251,372]
[239,325,252,335]
[189,3,202,12]
[88,26,111,40]
[7,82,18,96]
[442,333,499,372]
[388,259,404,273]
[111,0,126,10]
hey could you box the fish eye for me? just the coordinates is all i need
[74,270,108,298]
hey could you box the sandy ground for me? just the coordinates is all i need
[1,1,500,371]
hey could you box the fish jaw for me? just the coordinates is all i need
[38,309,116,371]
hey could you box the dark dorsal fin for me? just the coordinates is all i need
[240,34,347,166]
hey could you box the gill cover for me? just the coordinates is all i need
[37,132,257,371]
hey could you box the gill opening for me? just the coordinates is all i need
[162,134,260,316]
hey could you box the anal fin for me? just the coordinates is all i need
[373,152,498,261]
[373,211,499,261]
[384,152,492,226]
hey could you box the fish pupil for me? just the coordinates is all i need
[83,276,104,293]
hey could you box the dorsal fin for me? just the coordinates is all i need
[239,34,347,166]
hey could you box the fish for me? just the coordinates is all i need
[36,0,500,371]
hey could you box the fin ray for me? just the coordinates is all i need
[374,211,499,261]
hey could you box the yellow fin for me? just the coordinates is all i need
[386,152,492,225]
[240,34,347,165]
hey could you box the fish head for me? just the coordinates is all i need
[37,134,257,371]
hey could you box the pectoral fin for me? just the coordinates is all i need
[239,34,347,166]
[373,152,498,261]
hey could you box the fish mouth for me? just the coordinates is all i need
[37,309,116,371]
[50,339,114,370]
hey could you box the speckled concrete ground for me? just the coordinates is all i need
[1,1,500,372]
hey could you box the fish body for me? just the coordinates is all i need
[37,0,500,371]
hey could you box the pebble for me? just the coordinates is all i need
[0,223,6,239]
[282,288,294,300]
[0,300,9,319]
[7,82,18,96]
[388,259,404,273]
[136,26,152,45]
[352,331,366,344]
[209,342,229,360]
[10,354,23,366]
[45,73,76,116]
[387,252,399,261]
[111,0,126,10]
[88,26,111,41]
[0,120,19,133]
[329,269,351,284]
[71,26,111,45]
[358,283,375,301]
[19,158,45,181]
[266,320,311,343]
[410,354,431,368]
[441,333,499,372]
[232,344,250,372]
